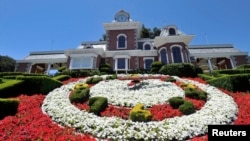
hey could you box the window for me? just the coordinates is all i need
[144,44,151,50]
[117,58,126,69]
[160,48,168,64]
[169,28,176,35]
[117,34,127,49]
[70,57,93,69]
[144,59,153,70]
[172,47,183,63]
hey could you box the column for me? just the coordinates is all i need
[114,59,117,74]
[28,63,33,73]
[47,63,51,75]
[230,56,235,69]
[125,58,128,74]
[207,58,213,71]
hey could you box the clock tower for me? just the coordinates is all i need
[103,10,141,51]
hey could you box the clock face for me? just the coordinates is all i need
[117,15,127,22]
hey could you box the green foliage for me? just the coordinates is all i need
[129,103,152,122]
[70,88,90,103]
[150,61,163,73]
[0,98,20,119]
[58,66,67,72]
[168,97,184,109]
[106,74,117,80]
[0,55,16,72]
[0,72,24,78]
[208,74,250,92]
[178,101,195,115]
[0,78,2,83]
[140,24,161,39]
[99,63,112,74]
[89,97,108,116]
[184,87,207,101]
[236,64,250,69]
[165,77,176,82]
[14,76,62,95]
[0,80,24,98]
[86,77,103,84]
[159,63,197,77]
[213,69,250,75]
[52,75,71,82]
[198,74,214,81]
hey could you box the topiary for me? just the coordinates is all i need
[179,101,195,115]
[168,97,184,109]
[129,103,152,122]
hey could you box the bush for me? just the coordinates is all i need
[208,74,250,92]
[99,63,112,74]
[0,72,23,77]
[0,80,24,98]
[159,63,197,77]
[0,98,20,119]
[129,103,152,122]
[106,74,117,80]
[86,77,103,84]
[0,78,2,83]
[89,97,108,115]
[70,88,90,103]
[52,75,71,82]
[168,97,184,109]
[58,66,67,72]
[236,64,250,69]
[150,61,163,73]
[198,74,214,81]
[179,101,195,115]
[184,87,207,101]
[16,76,62,95]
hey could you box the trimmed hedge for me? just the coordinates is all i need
[150,61,163,73]
[213,69,250,75]
[16,76,63,95]
[70,88,90,103]
[159,63,197,77]
[0,72,24,77]
[184,88,207,101]
[129,103,152,122]
[0,98,20,119]
[207,74,250,92]
[0,80,24,98]
[236,64,250,69]
[179,101,195,115]
[89,97,108,116]
[86,77,103,84]
[52,75,71,82]
[168,97,184,109]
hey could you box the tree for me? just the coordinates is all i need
[141,24,161,39]
[99,34,107,41]
[0,55,16,72]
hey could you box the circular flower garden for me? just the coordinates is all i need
[42,74,238,140]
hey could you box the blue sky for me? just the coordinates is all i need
[1,0,249,60]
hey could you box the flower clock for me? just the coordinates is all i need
[42,74,238,140]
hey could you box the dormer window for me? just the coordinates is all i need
[143,42,152,50]
[84,45,93,49]
[169,28,176,35]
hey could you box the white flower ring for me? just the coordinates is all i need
[42,75,238,140]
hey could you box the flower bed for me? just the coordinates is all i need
[42,74,238,140]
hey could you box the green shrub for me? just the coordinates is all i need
[213,69,250,75]
[89,97,108,115]
[168,97,184,109]
[0,72,24,78]
[236,64,250,69]
[99,63,112,74]
[129,103,152,122]
[0,98,20,119]
[0,80,24,98]
[106,74,117,80]
[184,87,207,101]
[198,74,214,81]
[92,77,103,84]
[179,101,195,115]
[0,78,2,83]
[208,74,250,92]
[58,66,67,72]
[150,61,163,73]
[165,77,176,82]
[70,88,90,103]
[159,63,197,77]
[52,75,71,82]
[16,76,62,95]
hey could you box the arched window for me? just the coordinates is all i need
[144,44,151,50]
[159,48,168,64]
[169,28,176,35]
[172,46,183,63]
[117,34,127,49]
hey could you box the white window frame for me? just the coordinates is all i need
[158,47,168,64]
[170,45,184,63]
[69,54,97,70]
[116,33,127,49]
[143,42,153,50]
[143,57,154,70]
